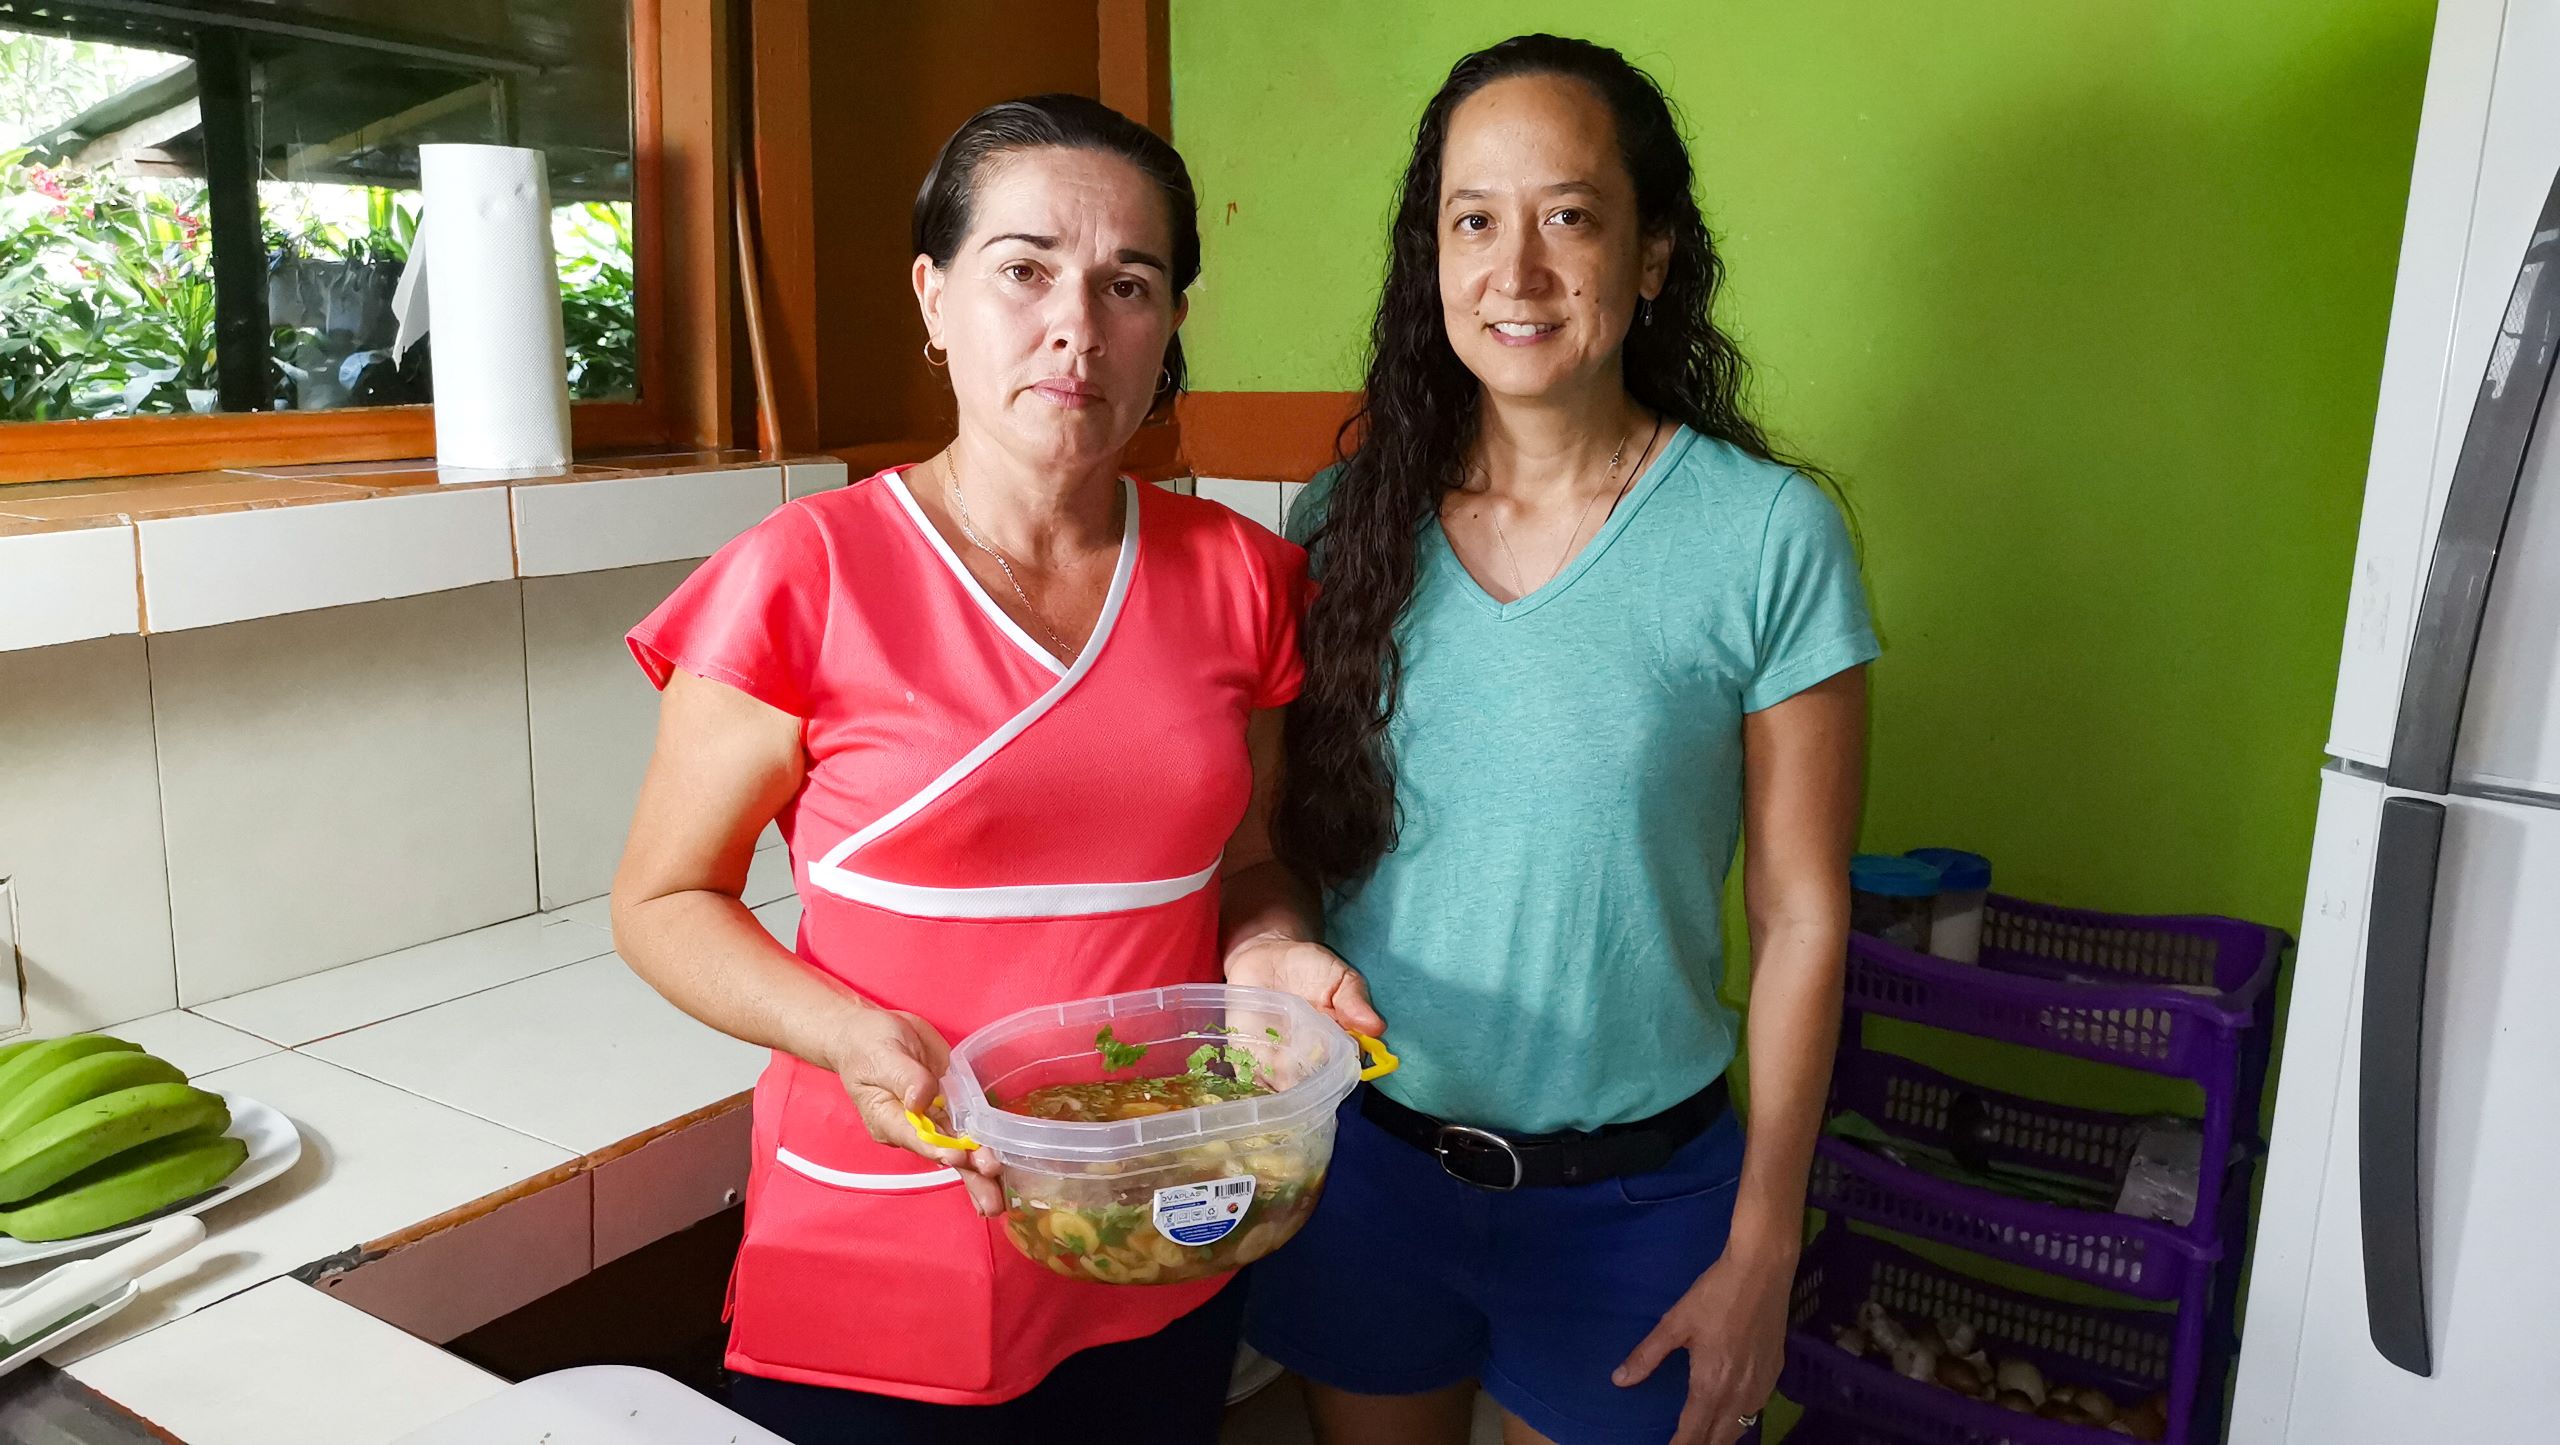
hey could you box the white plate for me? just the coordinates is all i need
[0,1090,302,1269]
[0,1279,137,1378]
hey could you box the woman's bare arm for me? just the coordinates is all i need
[1616,665,1866,1445]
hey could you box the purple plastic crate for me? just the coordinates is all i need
[1831,1050,2150,1195]
[1782,1227,2194,1445]
[1807,1051,2242,1297]
[1843,896,2285,1080]
[1808,1140,2206,1300]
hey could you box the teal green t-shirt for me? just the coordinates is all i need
[1291,427,1877,1133]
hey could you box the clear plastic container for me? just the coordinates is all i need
[1905,848,1992,964]
[1850,854,1943,952]
[908,983,1394,1286]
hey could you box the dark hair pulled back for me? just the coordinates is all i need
[912,93,1200,407]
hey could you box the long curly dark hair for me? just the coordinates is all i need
[1276,33,1820,890]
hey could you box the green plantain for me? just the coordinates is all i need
[0,1082,229,1205]
[0,1130,249,1241]
[0,1036,140,1114]
[0,1050,187,1143]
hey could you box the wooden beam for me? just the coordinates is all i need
[195,28,267,414]
[1097,0,1171,136]
[746,0,820,454]
[653,0,738,450]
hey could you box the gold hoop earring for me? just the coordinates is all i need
[923,340,948,368]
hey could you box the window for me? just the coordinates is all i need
[1,1,638,426]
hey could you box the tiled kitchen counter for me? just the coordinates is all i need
[0,843,796,1443]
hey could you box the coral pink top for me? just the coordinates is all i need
[628,467,1309,1402]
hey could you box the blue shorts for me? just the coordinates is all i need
[1246,1088,1747,1445]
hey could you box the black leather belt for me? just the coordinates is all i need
[1360,1076,1731,1190]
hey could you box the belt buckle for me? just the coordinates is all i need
[1435,1124,1525,1192]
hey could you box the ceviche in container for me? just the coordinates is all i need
[909,983,1397,1285]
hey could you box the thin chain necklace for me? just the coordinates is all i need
[1488,427,1632,599]
[942,452,1079,663]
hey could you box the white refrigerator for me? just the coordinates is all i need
[2231,0,2560,1440]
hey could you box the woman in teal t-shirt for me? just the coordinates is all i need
[1236,34,1876,1445]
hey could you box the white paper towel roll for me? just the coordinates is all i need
[393,144,574,470]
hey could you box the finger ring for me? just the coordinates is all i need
[1736,1413,1761,1429]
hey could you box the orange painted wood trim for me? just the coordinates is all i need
[1175,390,1360,481]
[1097,0,1172,135]
[0,402,670,486]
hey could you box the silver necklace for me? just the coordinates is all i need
[1487,428,1631,598]
[943,453,1077,662]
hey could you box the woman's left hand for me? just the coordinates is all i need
[1613,1245,1793,1445]
[1223,936,1386,1038]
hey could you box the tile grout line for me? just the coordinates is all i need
[512,574,547,917]
[139,628,186,1022]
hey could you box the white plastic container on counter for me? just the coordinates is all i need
[908,983,1395,1285]
[1905,847,1993,964]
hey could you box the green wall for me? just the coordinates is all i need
[1172,0,2432,935]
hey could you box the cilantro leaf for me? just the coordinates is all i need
[1095,1026,1149,1072]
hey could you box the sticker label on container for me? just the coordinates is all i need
[1152,1175,1256,1246]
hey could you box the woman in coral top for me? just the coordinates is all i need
[609,95,1379,1445]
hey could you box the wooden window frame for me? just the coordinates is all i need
[0,0,737,485]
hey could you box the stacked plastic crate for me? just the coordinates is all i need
[1780,897,2288,1445]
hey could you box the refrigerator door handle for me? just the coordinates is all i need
[2387,166,2560,795]
[2360,796,2445,1377]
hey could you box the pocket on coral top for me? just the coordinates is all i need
[727,1071,997,1392]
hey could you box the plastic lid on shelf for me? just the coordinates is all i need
[1904,847,1992,892]
[1849,853,1942,897]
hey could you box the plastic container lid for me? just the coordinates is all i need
[1850,854,1943,898]
[935,983,1379,1164]
[1904,847,1992,892]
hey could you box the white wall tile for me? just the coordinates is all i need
[511,467,783,577]
[1278,481,1309,538]
[522,561,697,909]
[743,842,793,907]
[0,635,176,1034]
[0,525,138,650]
[0,882,18,1036]
[784,457,850,499]
[1195,477,1283,533]
[151,583,538,1004]
[304,956,765,1155]
[139,489,514,632]
[66,1280,507,1445]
